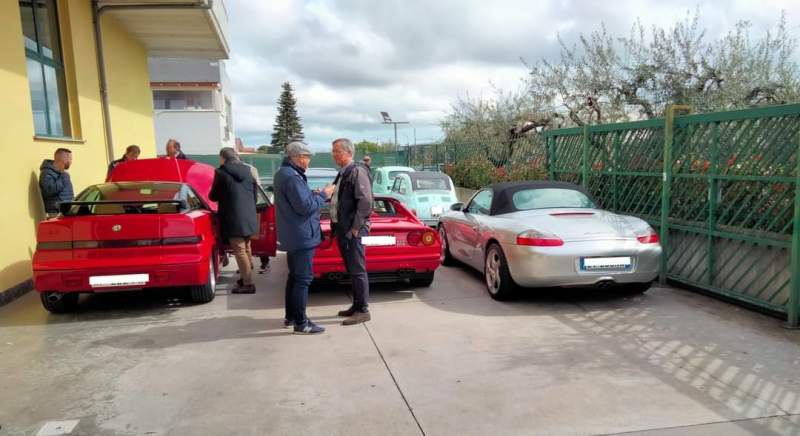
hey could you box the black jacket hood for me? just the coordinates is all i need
[40,159,58,172]
[221,160,252,182]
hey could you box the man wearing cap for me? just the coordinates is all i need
[273,142,334,334]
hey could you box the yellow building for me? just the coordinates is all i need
[0,0,229,302]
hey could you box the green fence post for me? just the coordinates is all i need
[547,135,556,181]
[612,131,620,212]
[582,126,590,188]
[708,122,719,287]
[659,108,675,285]
[788,125,800,328]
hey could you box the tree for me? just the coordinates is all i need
[527,11,799,126]
[270,82,304,153]
[443,11,800,145]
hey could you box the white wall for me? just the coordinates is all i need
[153,110,232,155]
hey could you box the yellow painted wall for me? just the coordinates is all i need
[0,0,156,292]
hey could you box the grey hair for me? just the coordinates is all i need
[332,138,354,155]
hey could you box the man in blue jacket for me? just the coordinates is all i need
[39,148,74,217]
[273,142,334,334]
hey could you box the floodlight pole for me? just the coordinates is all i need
[380,111,409,151]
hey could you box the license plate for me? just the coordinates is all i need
[89,274,149,288]
[430,206,444,216]
[581,257,632,271]
[361,236,396,246]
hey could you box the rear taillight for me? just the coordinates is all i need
[407,230,422,246]
[318,232,334,249]
[636,228,660,244]
[516,230,564,247]
[37,241,73,250]
[162,235,202,245]
[421,230,436,246]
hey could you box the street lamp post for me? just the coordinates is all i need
[380,111,410,151]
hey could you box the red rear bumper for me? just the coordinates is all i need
[313,252,441,278]
[33,260,208,293]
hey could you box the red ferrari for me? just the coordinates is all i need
[314,198,441,286]
[32,158,440,313]
[32,158,276,313]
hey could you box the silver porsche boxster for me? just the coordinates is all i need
[438,181,662,300]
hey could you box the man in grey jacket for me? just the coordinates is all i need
[331,138,373,325]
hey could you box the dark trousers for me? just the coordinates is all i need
[335,225,369,312]
[285,247,316,325]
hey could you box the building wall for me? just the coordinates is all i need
[0,0,156,293]
[153,110,227,155]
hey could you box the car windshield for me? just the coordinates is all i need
[512,188,595,210]
[412,176,451,191]
[64,182,196,215]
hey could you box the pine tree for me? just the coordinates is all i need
[270,82,304,152]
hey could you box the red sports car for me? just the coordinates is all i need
[314,197,442,286]
[32,158,276,313]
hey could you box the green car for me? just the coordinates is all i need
[390,171,458,226]
[372,166,415,196]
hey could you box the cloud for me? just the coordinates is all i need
[225,0,800,149]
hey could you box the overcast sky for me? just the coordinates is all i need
[225,0,800,151]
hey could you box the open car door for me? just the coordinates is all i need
[249,185,277,257]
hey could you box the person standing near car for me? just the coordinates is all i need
[106,145,140,180]
[274,141,334,335]
[331,138,373,325]
[166,139,187,159]
[209,147,259,294]
[39,148,73,217]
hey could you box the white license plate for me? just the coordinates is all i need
[89,274,149,288]
[581,257,632,271]
[361,236,396,246]
[430,206,444,216]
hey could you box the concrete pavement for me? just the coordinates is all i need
[0,253,799,435]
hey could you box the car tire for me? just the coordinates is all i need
[438,225,457,266]
[190,255,216,303]
[40,292,79,314]
[410,272,434,287]
[624,281,652,294]
[484,243,516,301]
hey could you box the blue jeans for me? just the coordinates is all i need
[285,247,316,325]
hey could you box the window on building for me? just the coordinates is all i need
[20,0,71,137]
[153,90,213,110]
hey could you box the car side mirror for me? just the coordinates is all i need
[450,202,464,211]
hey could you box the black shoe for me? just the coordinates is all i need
[337,307,357,317]
[294,320,325,335]
[232,284,256,294]
[342,311,371,326]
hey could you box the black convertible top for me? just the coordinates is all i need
[483,181,594,216]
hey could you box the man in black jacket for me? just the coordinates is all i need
[209,148,259,294]
[39,148,74,216]
[106,145,140,180]
[331,138,374,325]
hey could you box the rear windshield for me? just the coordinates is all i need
[321,199,398,220]
[411,176,451,191]
[64,182,202,215]
[388,170,410,180]
[512,188,595,210]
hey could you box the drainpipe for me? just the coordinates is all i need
[91,0,214,164]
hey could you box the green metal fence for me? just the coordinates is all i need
[545,104,800,326]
